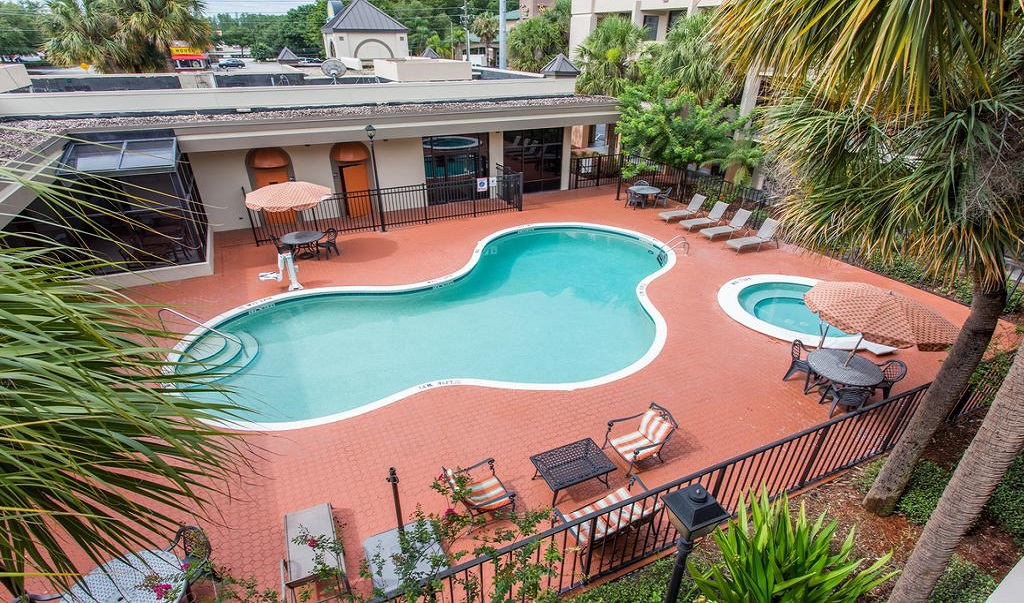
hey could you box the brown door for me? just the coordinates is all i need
[254,167,295,224]
[340,163,372,217]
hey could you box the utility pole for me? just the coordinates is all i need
[462,0,471,62]
[498,0,507,69]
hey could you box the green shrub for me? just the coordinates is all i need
[854,458,885,493]
[985,454,1024,541]
[927,555,996,603]
[896,461,952,525]
[570,557,701,603]
[690,489,896,602]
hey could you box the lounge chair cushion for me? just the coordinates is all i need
[563,487,663,546]
[657,194,706,222]
[610,431,661,462]
[445,469,513,511]
[640,410,675,444]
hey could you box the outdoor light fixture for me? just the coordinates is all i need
[662,485,729,603]
[364,124,385,231]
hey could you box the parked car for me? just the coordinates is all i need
[218,58,245,69]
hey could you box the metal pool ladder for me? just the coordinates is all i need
[660,235,689,265]
[158,307,241,345]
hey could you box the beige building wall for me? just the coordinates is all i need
[190,139,428,232]
[569,0,721,57]
[323,31,410,62]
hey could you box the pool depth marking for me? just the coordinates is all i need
[171,223,677,431]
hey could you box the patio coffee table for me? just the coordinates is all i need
[530,437,617,507]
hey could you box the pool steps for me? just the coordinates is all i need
[176,331,259,380]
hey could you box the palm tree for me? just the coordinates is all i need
[109,0,212,73]
[714,0,1024,517]
[506,10,564,72]
[575,16,646,97]
[470,12,498,66]
[887,345,1024,602]
[41,0,126,73]
[655,10,737,105]
[0,150,245,598]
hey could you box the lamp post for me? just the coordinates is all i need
[364,124,386,232]
[662,485,729,603]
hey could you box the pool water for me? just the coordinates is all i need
[180,227,664,426]
[737,282,851,338]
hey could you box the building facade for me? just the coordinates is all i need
[321,0,410,63]
[568,0,725,55]
[0,59,616,286]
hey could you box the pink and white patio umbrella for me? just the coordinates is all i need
[804,281,961,364]
[243,181,332,213]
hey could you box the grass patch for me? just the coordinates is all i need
[928,555,996,603]
[897,461,952,525]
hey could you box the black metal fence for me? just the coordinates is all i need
[372,372,1000,603]
[247,170,522,246]
[564,154,781,230]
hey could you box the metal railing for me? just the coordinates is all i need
[370,372,1000,603]
[569,154,625,189]
[157,307,241,345]
[247,171,522,246]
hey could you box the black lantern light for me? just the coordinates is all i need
[661,485,729,603]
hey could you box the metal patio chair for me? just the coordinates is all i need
[318,228,340,258]
[783,339,819,393]
[874,359,908,399]
[441,458,516,524]
[821,385,874,417]
[602,402,678,474]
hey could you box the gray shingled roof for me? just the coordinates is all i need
[540,53,579,75]
[277,47,299,61]
[420,47,440,59]
[321,0,407,33]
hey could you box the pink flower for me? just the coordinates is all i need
[436,472,446,482]
[180,562,190,572]
[442,508,458,523]
[153,583,172,600]
[307,537,318,548]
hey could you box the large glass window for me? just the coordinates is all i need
[642,15,660,41]
[4,134,208,274]
[502,128,563,193]
[422,133,489,183]
[667,10,685,31]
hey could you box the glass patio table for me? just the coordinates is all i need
[280,230,322,259]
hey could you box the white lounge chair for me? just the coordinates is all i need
[657,193,706,222]
[701,208,752,240]
[679,201,729,231]
[726,218,781,252]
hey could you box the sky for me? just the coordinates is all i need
[204,1,310,16]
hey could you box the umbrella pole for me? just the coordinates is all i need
[817,320,830,349]
[844,335,864,366]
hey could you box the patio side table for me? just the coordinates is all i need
[530,437,617,507]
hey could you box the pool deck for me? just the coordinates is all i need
[124,185,972,592]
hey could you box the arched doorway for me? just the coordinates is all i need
[330,142,372,217]
[247,148,295,224]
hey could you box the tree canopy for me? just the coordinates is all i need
[0,1,42,57]
[506,0,569,72]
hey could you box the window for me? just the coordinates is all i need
[422,133,489,204]
[667,10,685,31]
[502,128,563,193]
[642,15,659,41]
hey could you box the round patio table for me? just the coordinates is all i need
[280,230,322,259]
[62,549,186,603]
[807,348,884,388]
[626,185,661,210]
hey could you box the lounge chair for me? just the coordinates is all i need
[657,193,706,222]
[602,402,679,474]
[725,218,781,252]
[679,201,729,232]
[700,208,752,240]
[442,458,516,522]
[283,503,351,601]
[874,360,908,399]
[552,474,660,574]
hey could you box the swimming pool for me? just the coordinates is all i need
[717,275,896,354]
[422,136,481,151]
[173,224,674,431]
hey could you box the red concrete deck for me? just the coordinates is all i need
[125,186,970,592]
